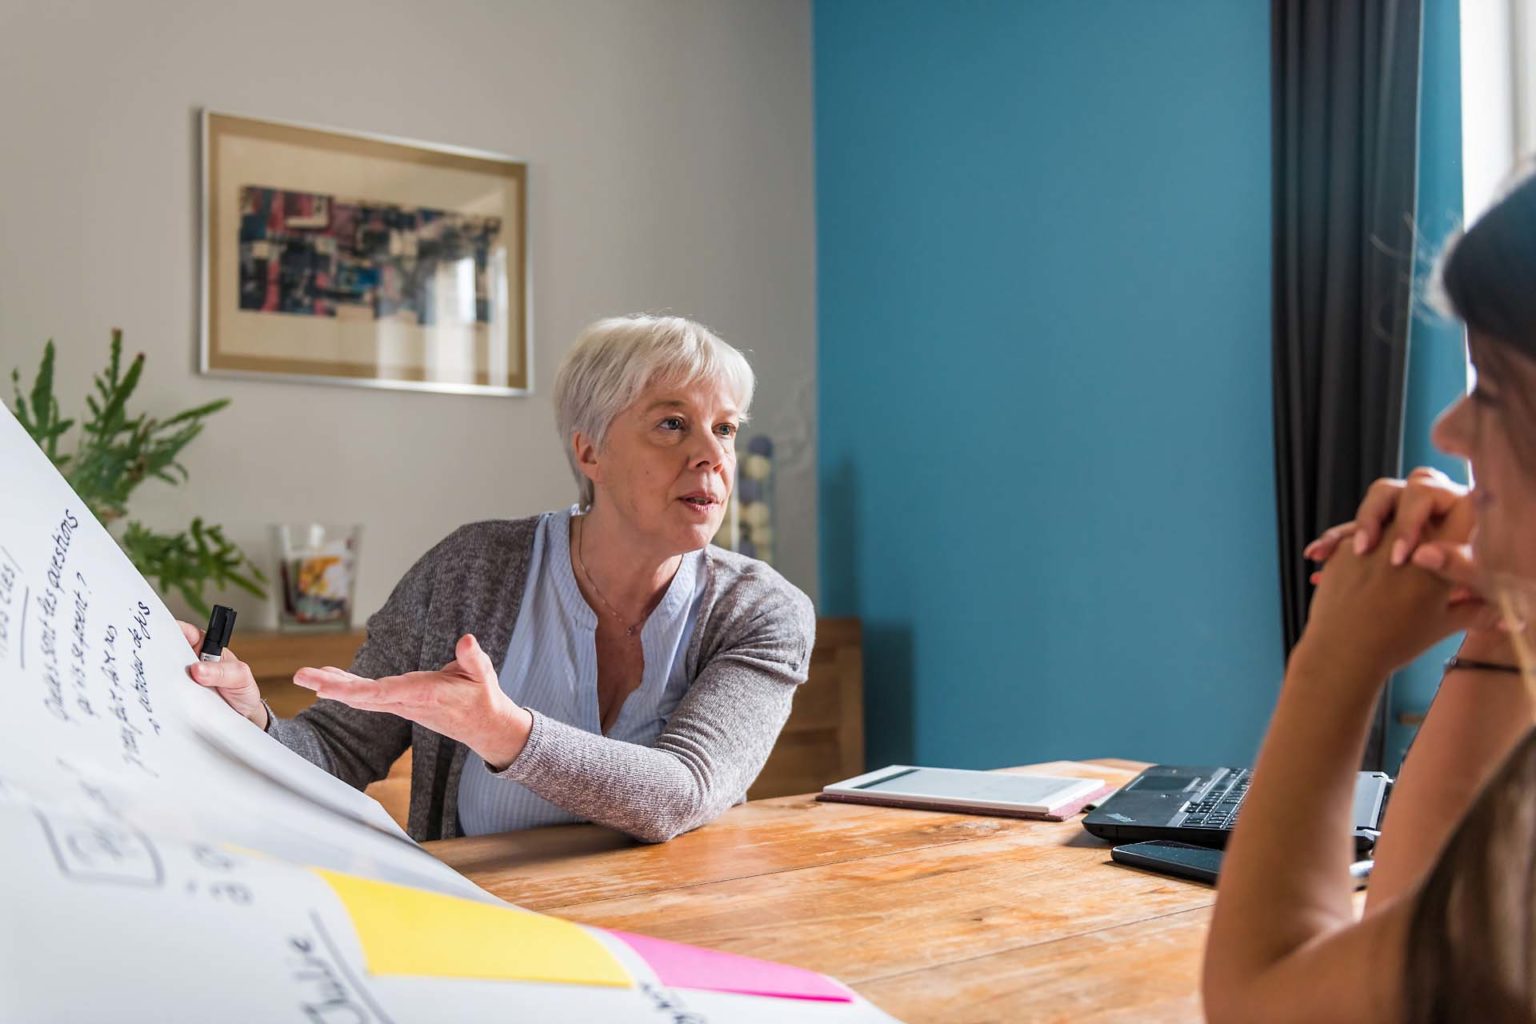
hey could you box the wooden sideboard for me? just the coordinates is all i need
[239,617,865,826]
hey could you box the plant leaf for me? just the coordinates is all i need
[6,330,267,613]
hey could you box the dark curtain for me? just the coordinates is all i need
[1271,0,1423,769]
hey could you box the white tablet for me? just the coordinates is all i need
[819,765,1109,820]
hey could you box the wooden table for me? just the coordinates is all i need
[428,759,1214,1023]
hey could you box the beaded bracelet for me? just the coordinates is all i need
[1443,656,1522,675]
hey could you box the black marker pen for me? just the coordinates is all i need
[200,604,236,662]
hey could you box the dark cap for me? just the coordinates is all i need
[200,605,237,659]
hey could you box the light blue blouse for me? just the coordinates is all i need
[456,507,706,835]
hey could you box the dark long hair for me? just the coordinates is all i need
[1406,729,1536,1023]
[1405,171,1536,1022]
[1440,170,1536,354]
[1439,170,1536,471]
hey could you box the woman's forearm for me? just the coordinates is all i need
[1203,646,1392,1021]
[496,709,778,842]
[1365,632,1534,911]
[492,668,796,843]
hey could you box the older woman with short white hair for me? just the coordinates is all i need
[179,315,816,843]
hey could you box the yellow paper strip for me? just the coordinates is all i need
[313,869,632,988]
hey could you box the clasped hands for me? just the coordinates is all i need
[181,626,532,772]
[1298,466,1504,682]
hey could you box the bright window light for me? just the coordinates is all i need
[1460,0,1521,222]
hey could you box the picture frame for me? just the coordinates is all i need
[200,111,530,396]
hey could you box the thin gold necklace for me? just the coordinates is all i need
[574,517,645,638]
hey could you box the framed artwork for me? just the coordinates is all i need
[200,111,529,395]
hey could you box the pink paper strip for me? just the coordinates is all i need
[610,930,854,1003]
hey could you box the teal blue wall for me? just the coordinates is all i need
[815,2,1281,768]
[1390,0,1467,769]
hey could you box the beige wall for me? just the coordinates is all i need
[0,0,818,626]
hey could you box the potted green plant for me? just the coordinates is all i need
[9,329,266,614]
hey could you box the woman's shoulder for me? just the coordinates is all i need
[698,545,816,645]
[436,515,544,549]
[414,515,546,581]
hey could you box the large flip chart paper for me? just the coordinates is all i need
[0,406,482,898]
[0,406,901,1023]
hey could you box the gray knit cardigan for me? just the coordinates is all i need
[268,517,816,843]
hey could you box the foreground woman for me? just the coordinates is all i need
[183,315,815,843]
[1204,170,1536,1022]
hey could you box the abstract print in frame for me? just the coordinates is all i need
[201,111,529,395]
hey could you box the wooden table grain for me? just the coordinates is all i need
[427,759,1211,1024]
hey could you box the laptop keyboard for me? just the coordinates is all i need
[1179,769,1252,829]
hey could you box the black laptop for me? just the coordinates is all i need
[1082,765,1392,853]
